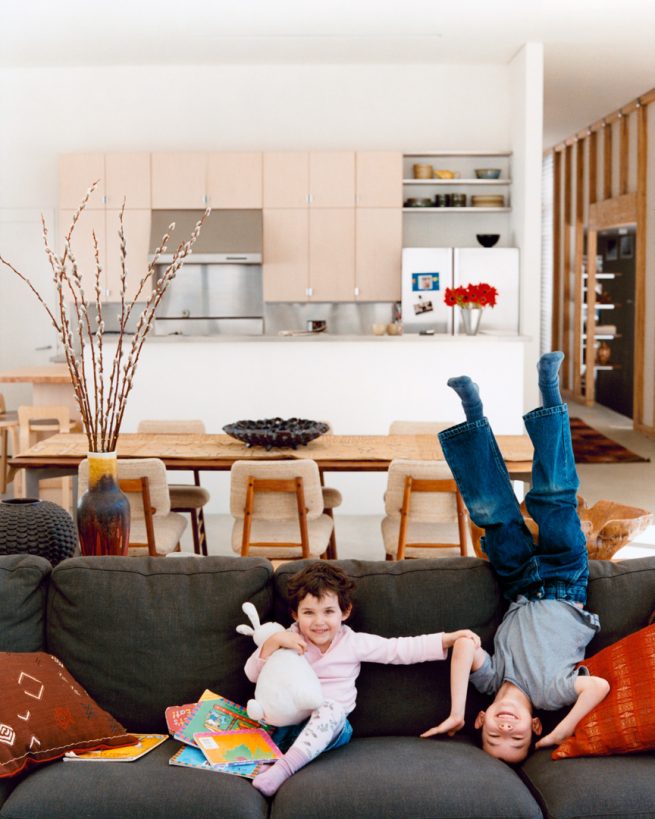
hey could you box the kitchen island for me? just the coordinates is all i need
[111,332,529,514]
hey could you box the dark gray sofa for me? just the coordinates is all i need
[1,552,654,819]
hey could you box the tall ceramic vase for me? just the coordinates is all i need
[460,306,483,335]
[77,452,130,556]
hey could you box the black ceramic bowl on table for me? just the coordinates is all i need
[223,418,330,450]
[476,234,500,248]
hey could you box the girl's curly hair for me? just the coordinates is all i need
[286,562,355,614]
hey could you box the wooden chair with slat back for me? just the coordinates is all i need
[16,405,72,510]
[137,419,210,555]
[381,459,470,560]
[78,458,187,557]
[230,460,333,563]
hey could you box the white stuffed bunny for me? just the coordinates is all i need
[236,601,323,727]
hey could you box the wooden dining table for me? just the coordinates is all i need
[9,431,534,500]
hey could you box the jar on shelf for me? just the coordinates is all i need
[596,342,612,365]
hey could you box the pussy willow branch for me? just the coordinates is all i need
[1,183,208,452]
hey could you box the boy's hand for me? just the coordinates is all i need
[420,714,465,738]
[442,629,481,650]
[260,630,307,659]
[535,726,571,750]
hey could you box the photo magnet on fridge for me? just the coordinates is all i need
[411,272,440,292]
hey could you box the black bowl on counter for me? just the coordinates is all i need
[476,233,500,248]
[223,418,329,450]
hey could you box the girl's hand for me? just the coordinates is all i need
[442,629,481,650]
[260,630,307,659]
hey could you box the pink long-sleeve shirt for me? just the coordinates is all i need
[244,623,447,715]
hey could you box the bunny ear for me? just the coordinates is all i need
[236,624,254,637]
[242,602,261,630]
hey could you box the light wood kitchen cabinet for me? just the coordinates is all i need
[105,209,152,298]
[263,209,309,302]
[263,152,355,208]
[263,153,310,208]
[151,152,207,209]
[355,209,402,301]
[59,154,106,209]
[309,209,355,301]
[356,152,403,207]
[59,153,151,210]
[207,152,262,208]
[59,209,106,297]
[309,153,355,207]
[104,153,151,209]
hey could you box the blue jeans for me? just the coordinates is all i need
[438,404,588,604]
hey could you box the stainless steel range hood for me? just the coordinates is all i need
[149,210,264,336]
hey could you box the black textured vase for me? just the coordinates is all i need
[77,452,130,556]
[0,498,77,566]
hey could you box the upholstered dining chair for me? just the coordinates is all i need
[16,405,73,509]
[230,459,333,562]
[78,458,187,556]
[381,459,469,560]
[137,419,210,555]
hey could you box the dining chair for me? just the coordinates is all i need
[0,394,19,494]
[381,459,469,560]
[16,405,73,509]
[78,457,187,556]
[137,419,210,555]
[230,459,333,562]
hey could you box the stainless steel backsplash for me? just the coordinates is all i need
[264,303,396,335]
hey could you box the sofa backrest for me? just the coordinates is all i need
[274,557,655,738]
[0,555,51,652]
[46,556,273,733]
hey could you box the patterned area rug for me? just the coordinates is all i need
[569,417,650,464]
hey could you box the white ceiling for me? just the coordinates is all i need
[5,0,655,147]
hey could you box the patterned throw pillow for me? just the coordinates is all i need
[0,652,136,777]
[553,624,655,759]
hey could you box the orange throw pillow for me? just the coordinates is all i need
[553,624,655,759]
[0,652,137,777]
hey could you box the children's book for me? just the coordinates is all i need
[173,695,272,747]
[165,689,221,736]
[194,729,282,768]
[168,744,269,779]
[63,734,168,762]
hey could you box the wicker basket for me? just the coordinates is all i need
[413,163,433,179]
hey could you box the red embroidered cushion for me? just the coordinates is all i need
[553,623,655,759]
[0,652,136,777]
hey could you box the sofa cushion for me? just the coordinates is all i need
[270,736,542,819]
[275,558,506,738]
[586,557,655,652]
[0,555,51,652]
[46,556,274,733]
[0,739,268,819]
[0,652,135,778]
[521,748,655,818]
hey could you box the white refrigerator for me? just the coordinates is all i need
[402,247,520,335]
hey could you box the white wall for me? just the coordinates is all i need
[0,60,539,414]
[509,43,544,409]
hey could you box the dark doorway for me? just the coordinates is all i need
[593,227,636,418]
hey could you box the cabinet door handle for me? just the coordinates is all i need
[354,286,360,297]
[306,287,313,297]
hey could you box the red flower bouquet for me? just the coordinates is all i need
[444,282,498,309]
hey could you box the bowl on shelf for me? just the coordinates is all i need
[474,168,502,179]
[223,418,329,450]
[476,234,500,248]
[433,169,457,179]
[471,195,505,207]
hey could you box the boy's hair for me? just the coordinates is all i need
[286,562,355,614]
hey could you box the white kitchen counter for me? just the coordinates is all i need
[107,334,529,515]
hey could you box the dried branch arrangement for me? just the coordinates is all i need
[0,181,208,451]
